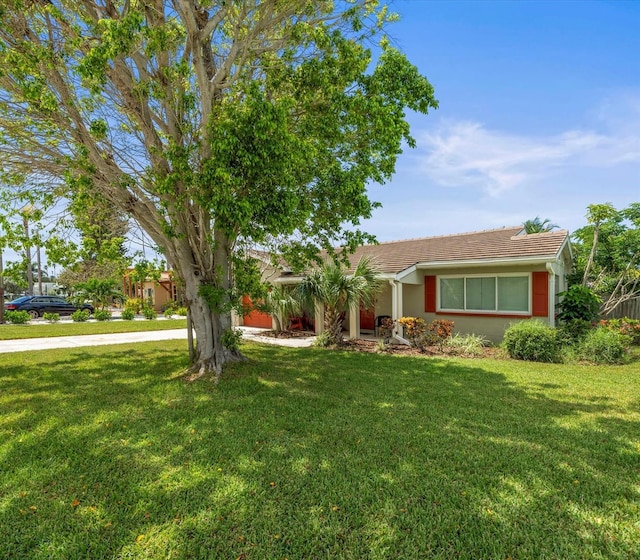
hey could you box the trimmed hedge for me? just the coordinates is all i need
[502,320,559,362]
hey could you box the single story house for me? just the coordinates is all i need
[240,226,572,344]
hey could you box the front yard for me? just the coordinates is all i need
[1,342,638,559]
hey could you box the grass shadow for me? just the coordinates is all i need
[1,341,638,559]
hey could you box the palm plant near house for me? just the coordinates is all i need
[260,284,302,334]
[523,216,558,234]
[297,256,382,345]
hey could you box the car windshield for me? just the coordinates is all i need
[9,296,32,304]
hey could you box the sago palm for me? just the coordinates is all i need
[297,256,382,345]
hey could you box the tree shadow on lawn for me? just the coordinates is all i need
[1,342,639,559]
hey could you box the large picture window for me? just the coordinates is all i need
[438,274,530,313]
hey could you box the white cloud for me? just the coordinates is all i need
[414,97,640,196]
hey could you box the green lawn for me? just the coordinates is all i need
[0,318,187,340]
[1,342,638,559]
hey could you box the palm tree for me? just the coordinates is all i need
[75,278,124,311]
[523,216,558,234]
[297,255,382,345]
[262,284,302,334]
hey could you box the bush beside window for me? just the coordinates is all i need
[502,320,559,363]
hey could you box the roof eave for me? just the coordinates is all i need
[395,255,563,280]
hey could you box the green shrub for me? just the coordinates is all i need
[445,332,488,357]
[556,319,593,346]
[120,308,135,320]
[176,307,188,316]
[502,320,559,362]
[222,328,243,351]
[43,312,60,323]
[124,298,144,314]
[313,331,334,348]
[160,301,177,313]
[142,306,157,320]
[71,309,90,322]
[164,308,175,319]
[576,327,631,365]
[599,318,640,345]
[397,317,454,352]
[556,285,601,324]
[5,310,31,324]
[94,310,112,321]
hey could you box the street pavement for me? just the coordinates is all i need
[0,325,315,354]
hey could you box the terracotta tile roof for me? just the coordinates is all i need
[337,227,570,274]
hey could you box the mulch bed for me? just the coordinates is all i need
[260,329,316,339]
[262,330,501,359]
[341,338,502,358]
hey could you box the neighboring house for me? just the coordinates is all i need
[243,227,572,343]
[122,269,178,312]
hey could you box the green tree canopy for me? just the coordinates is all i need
[0,1,437,376]
[570,202,640,315]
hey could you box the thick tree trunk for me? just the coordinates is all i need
[170,230,245,381]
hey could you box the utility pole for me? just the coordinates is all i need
[22,210,33,296]
[0,247,5,324]
[36,243,43,295]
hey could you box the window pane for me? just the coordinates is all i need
[440,278,464,309]
[498,276,529,311]
[466,277,496,310]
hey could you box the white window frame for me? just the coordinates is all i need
[437,273,531,315]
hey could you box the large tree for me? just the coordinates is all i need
[0,1,437,376]
[570,203,640,315]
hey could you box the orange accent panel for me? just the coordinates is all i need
[424,275,436,313]
[532,271,549,317]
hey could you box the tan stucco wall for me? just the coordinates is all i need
[375,284,393,317]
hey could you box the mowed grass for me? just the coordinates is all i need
[0,318,187,340]
[1,342,638,559]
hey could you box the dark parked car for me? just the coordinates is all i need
[4,296,94,319]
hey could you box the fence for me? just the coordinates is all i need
[602,297,640,320]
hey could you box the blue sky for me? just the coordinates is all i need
[362,0,640,240]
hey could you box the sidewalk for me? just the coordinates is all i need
[0,326,316,354]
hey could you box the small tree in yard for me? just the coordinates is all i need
[297,256,382,346]
[0,1,437,378]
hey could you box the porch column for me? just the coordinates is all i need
[348,306,359,340]
[390,280,403,337]
[314,302,324,334]
[546,263,557,328]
